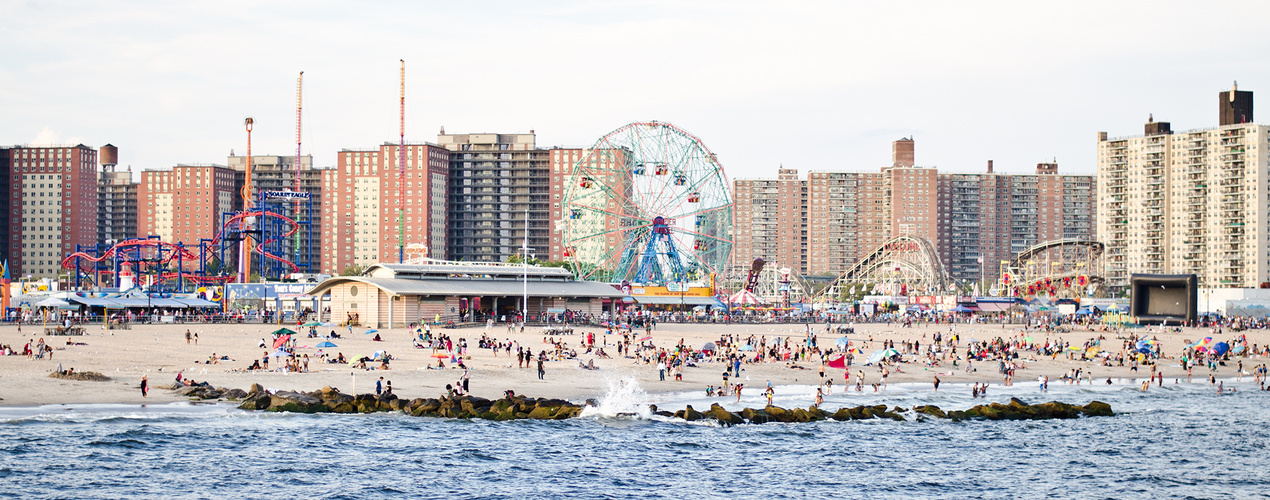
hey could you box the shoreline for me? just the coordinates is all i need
[0,321,1265,407]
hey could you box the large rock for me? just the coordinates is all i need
[709,404,742,426]
[527,406,554,420]
[681,405,704,422]
[1081,401,1114,417]
[237,393,270,410]
[913,405,947,419]
[269,391,320,408]
[223,388,247,401]
[765,405,791,422]
[246,383,265,398]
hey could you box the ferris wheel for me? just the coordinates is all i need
[562,121,733,285]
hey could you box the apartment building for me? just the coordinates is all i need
[734,168,806,273]
[736,139,1096,284]
[546,148,631,263]
[97,144,138,246]
[439,133,549,263]
[139,165,240,246]
[1,144,99,278]
[322,143,449,274]
[1098,85,1268,290]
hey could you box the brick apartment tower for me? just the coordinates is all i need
[1,144,99,278]
[322,143,449,274]
[139,164,240,247]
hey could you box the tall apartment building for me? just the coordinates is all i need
[439,133,549,263]
[0,148,10,270]
[935,162,1095,284]
[322,143,449,274]
[97,144,139,245]
[734,168,807,273]
[736,139,1096,284]
[1098,85,1269,290]
[226,154,323,272]
[546,148,631,263]
[139,165,240,246]
[1,144,99,278]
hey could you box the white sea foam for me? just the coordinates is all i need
[580,377,652,419]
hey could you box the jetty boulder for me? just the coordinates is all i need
[1081,401,1113,417]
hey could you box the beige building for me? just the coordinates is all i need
[1098,87,1268,290]
[733,168,806,272]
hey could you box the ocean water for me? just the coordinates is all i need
[1,378,1268,499]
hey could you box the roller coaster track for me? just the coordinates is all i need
[59,210,300,286]
[1009,239,1103,269]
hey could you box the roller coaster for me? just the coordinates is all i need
[992,238,1105,298]
[60,191,313,291]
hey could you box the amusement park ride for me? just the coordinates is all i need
[561,121,734,288]
[59,74,315,293]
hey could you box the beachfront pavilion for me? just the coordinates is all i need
[305,261,626,328]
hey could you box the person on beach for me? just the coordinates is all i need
[814,388,823,408]
[537,356,545,380]
[140,375,148,398]
[376,377,383,395]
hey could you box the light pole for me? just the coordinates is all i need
[521,209,531,323]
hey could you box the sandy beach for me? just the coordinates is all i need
[0,320,1265,406]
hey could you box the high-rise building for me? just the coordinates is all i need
[1098,87,1268,290]
[439,132,549,263]
[734,139,1096,286]
[97,144,139,246]
[322,143,448,274]
[936,162,1095,285]
[546,148,631,263]
[226,154,323,272]
[0,148,11,270]
[139,164,240,245]
[1,144,99,278]
[734,168,806,273]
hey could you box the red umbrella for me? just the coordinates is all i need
[272,335,291,349]
[639,336,652,342]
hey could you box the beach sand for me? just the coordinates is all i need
[0,320,1264,406]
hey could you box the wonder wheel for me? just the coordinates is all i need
[562,121,733,285]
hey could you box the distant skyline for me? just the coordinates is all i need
[4,1,1270,180]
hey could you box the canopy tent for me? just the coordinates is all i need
[727,290,765,306]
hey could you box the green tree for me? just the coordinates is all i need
[340,264,366,276]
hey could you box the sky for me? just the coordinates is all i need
[3,0,1270,180]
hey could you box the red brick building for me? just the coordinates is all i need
[2,144,99,278]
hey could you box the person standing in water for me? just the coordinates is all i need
[140,375,149,398]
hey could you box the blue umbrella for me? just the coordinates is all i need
[1213,342,1230,356]
[364,329,379,335]
[835,337,851,346]
[316,341,337,348]
[321,322,335,327]
[738,344,756,351]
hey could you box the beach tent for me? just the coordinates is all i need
[700,342,717,354]
[950,305,974,313]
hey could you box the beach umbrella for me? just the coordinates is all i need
[638,336,652,342]
[1023,336,1035,342]
[847,347,865,356]
[316,341,337,348]
[738,344,756,351]
[1213,342,1230,356]
[364,329,379,335]
[951,305,974,313]
[271,349,289,357]
[302,321,321,327]
[272,335,291,349]
[321,322,335,327]
[835,337,851,347]
[1232,345,1246,354]
[430,353,449,359]
[1086,346,1100,357]
[867,348,899,363]
[269,328,296,337]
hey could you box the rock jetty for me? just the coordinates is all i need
[176,383,1112,424]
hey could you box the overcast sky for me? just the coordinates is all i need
[3,0,1269,181]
